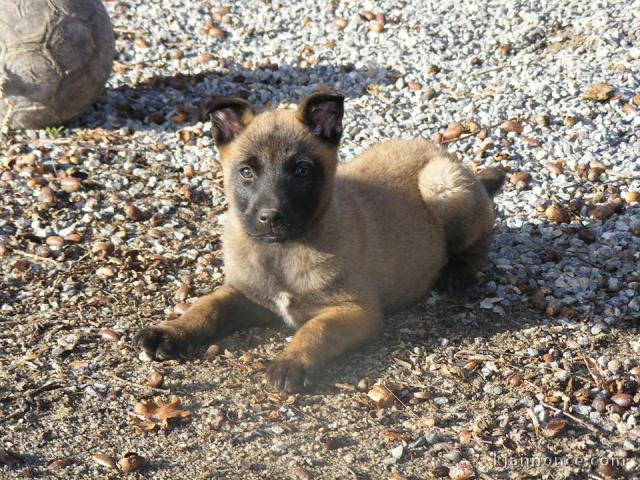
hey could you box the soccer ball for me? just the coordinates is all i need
[0,0,115,129]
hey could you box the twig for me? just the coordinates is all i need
[470,59,539,78]
[541,401,599,434]
[527,408,540,437]
[607,170,634,179]
[25,382,63,399]
[30,138,142,153]
[382,385,420,420]
[112,26,140,34]
[290,404,322,423]
[0,382,64,423]
[581,353,605,389]
[0,409,27,424]
[10,249,61,265]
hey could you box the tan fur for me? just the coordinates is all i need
[135,99,500,392]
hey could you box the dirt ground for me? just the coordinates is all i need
[1,210,639,479]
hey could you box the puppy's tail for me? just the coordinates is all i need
[419,155,503,252]
[476,167,506,199]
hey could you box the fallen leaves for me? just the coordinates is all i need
[441,122,464,142]
[129,396,191,431]
[119,452,146,473]
[583,83,613,102]
[367,385,395,409]
[92,453,117,470]
[500,119,523,133]
[543,418,568,437]
[93,452,146,473]
[379,428,412,442]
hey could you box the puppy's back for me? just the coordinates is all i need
[333,140,448,311]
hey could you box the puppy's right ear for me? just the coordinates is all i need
[208,98,254,146]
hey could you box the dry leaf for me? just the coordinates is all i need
[130,396,191,431]
[379,428,412,442]
[92,453,117,470]
[583,83,613,102]
[129,416,157,432]
[367,385,395,408]
[500,119,523,133]
[118,452,146,473]
[47,458,72,469]
[544,418,567,437]
[442,122,464,141]
[388,473,407,480]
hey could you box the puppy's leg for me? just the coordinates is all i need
[419,156,504,297]
[437,236,491,297]
[267,302,381,392]
[135,284,276,360]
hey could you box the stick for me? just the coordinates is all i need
[25,382,63,399]
[0,409,27,423]
[581,353,605,389]
[527,408,540,436]
[470,59,538,78]
[10,249,61,265]
[0,382,64,423]
[382,384,421,420]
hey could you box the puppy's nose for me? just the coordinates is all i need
[258,208,282,224]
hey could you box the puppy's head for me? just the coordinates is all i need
[209,90,344,243]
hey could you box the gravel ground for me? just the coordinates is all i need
[1,0,640,478]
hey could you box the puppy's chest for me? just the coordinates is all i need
[229,247,338,328]
[272,291,298,328]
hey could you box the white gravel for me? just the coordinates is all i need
[84,0,640,321]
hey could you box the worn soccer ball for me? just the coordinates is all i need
[0,0,115,129]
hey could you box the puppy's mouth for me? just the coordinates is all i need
[250,233,289,243]
[248,229,302,243]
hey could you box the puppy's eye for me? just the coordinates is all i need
[294,162,311,178]
[239,166,254,179]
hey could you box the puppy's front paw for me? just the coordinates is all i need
[134,325,192,361]
[266,355,317,393]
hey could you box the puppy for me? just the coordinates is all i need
[135,90,504,392]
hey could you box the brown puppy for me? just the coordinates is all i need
[135,90,504,392]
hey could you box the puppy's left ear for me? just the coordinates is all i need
[208,97,254,146]
[296,91,345,145]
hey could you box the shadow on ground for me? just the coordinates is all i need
[75,61,392,132]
